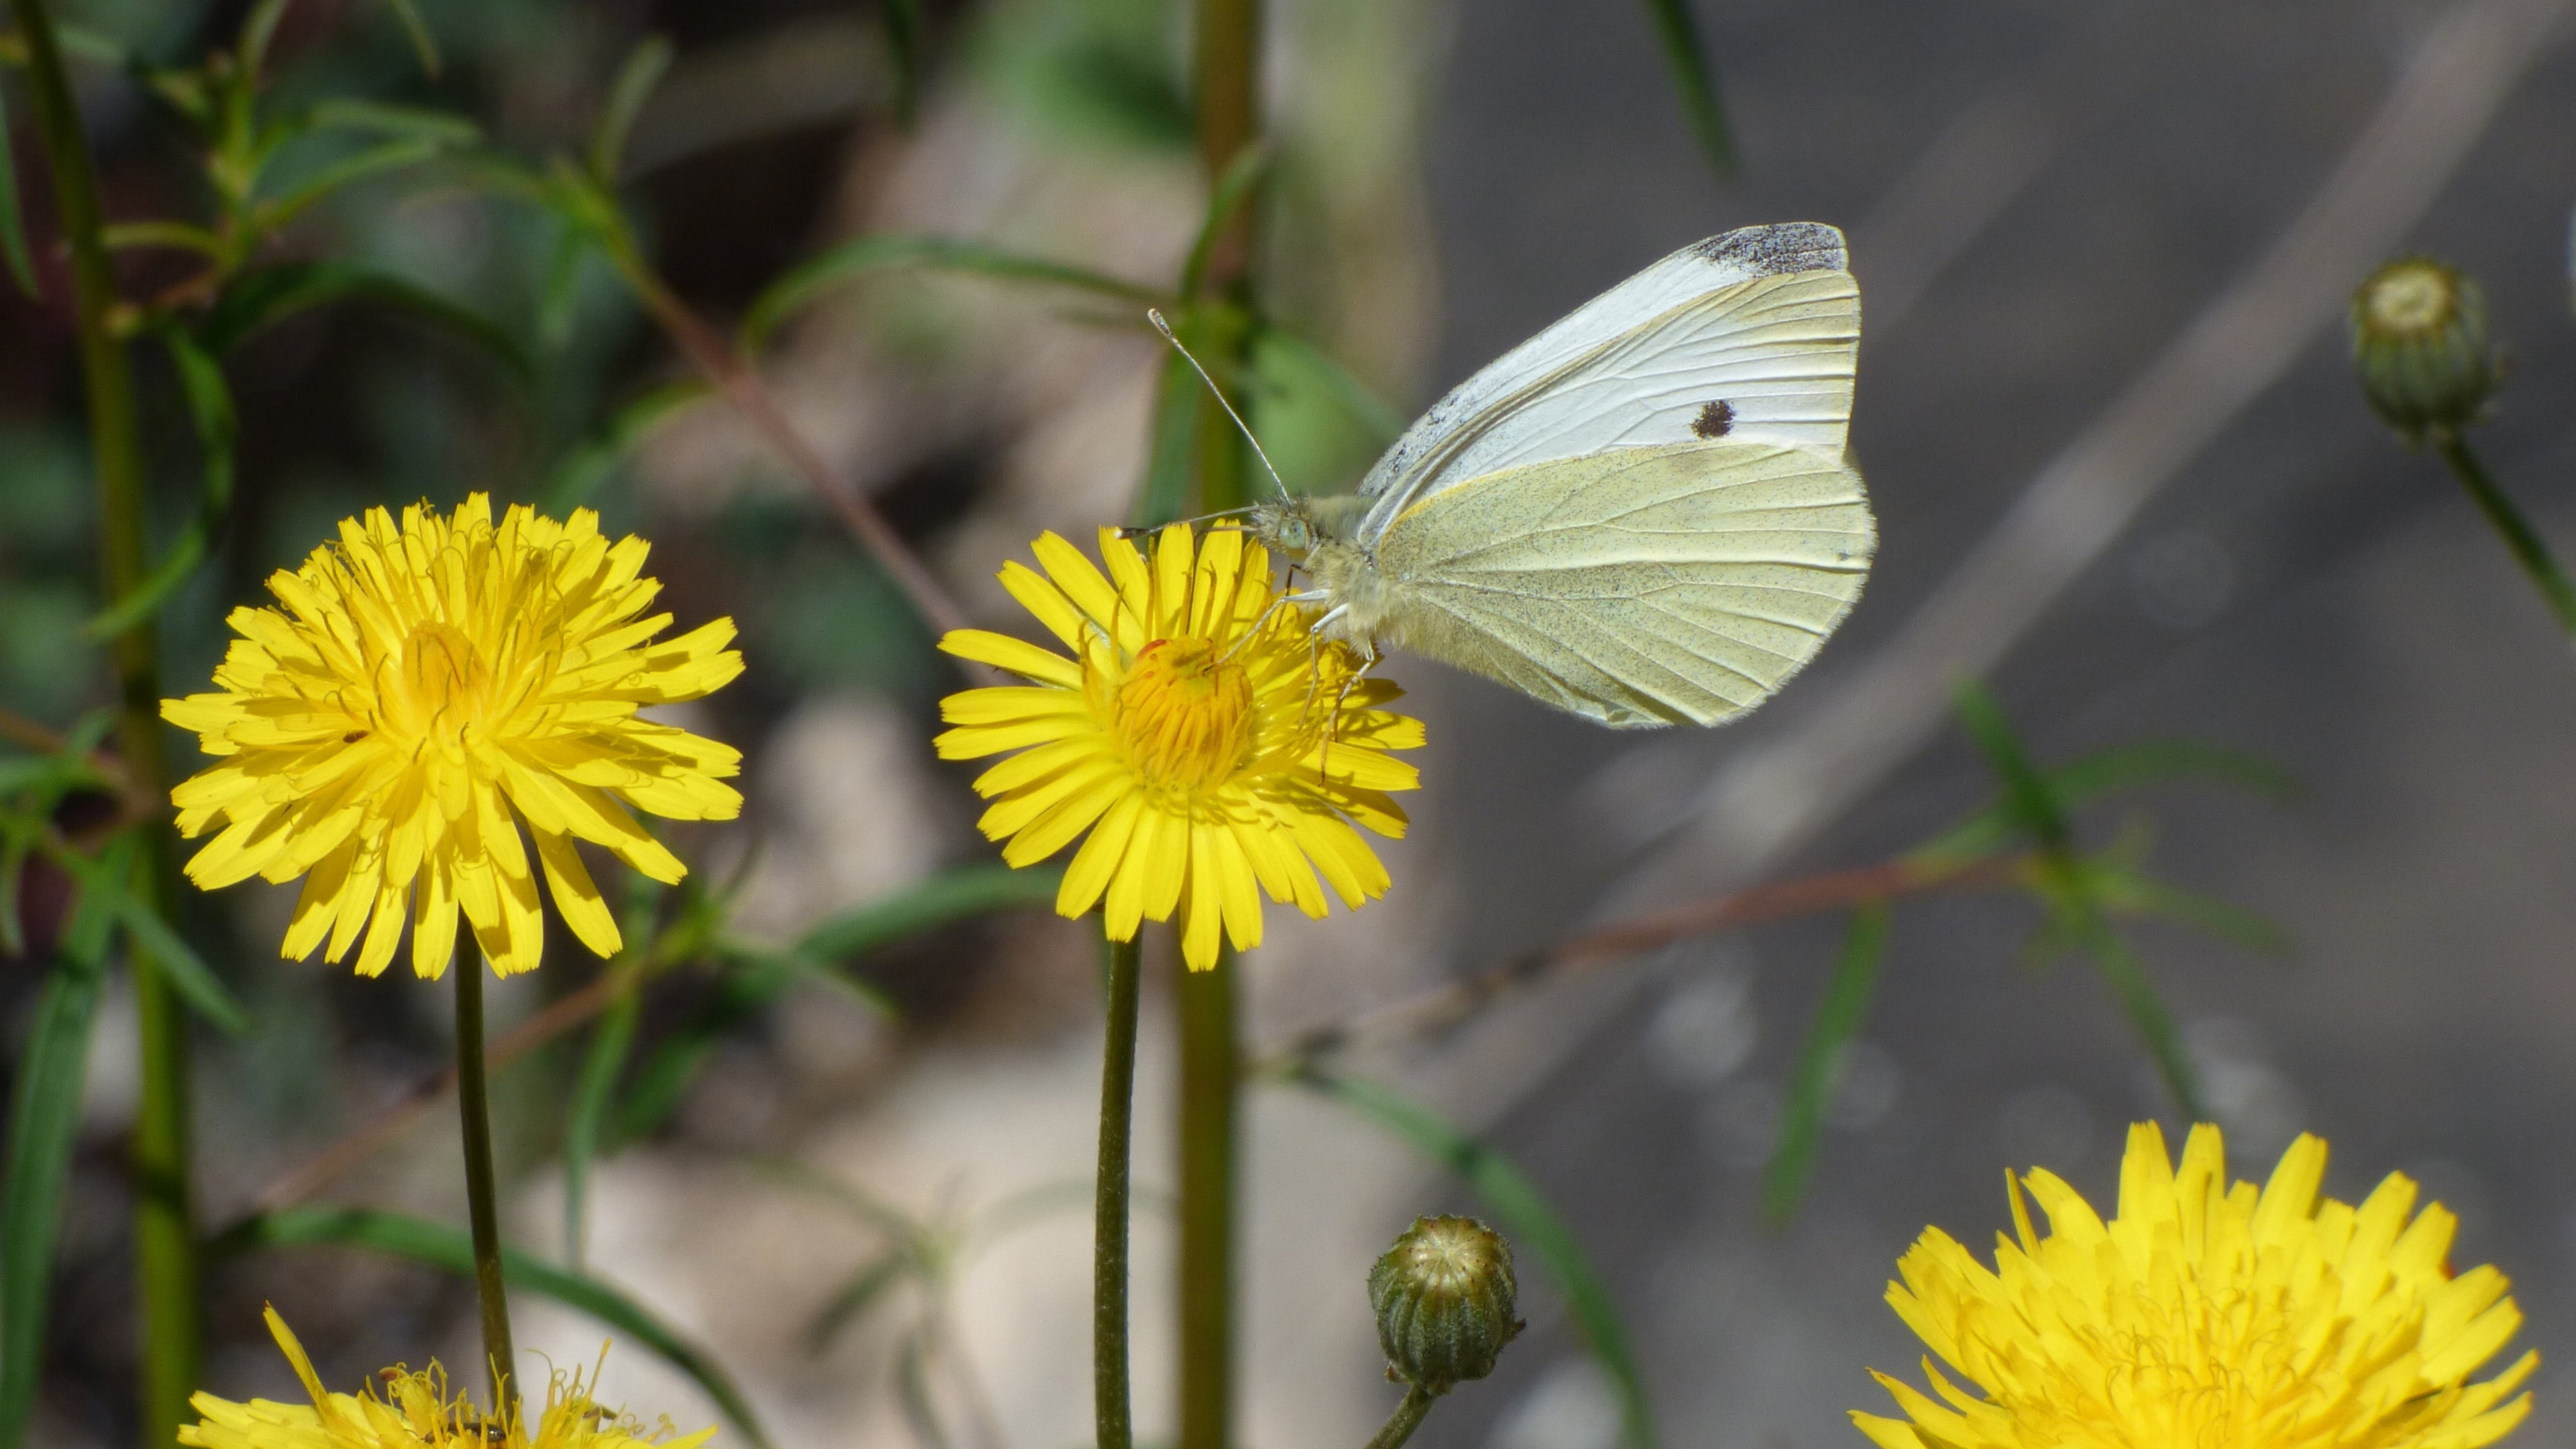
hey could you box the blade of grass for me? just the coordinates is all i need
[1913,739,2297,865]
[1288,1070,1654,1449]
[561,987,639,1271]
[2086,865,2290,956]
[0,957,105,1449]
[1135,350,1202,527]
[378,0,439,76]
[87,330,233,641]
[806,1248,915,1353]
[589,36,674,184]
[38,835,248,1034]
[222,1205,773,1448]
[1761,904,1889,1226]
[739,235,1173,353]
[1635,0,1734,177]
[1180,144,1267,301]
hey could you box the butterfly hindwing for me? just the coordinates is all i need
[1368,440,1874,728]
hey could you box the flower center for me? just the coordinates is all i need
[378,621,494,747]
[1114,637,1256,792]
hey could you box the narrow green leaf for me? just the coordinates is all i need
[1635,0,1735,177]
[378,0,441,77]
[1252,327,1405,446]
[753,1157,926,1242]
[237,0,292,83]
[740,236,1173,354]
[1949,682,2070,851]
[0,66,38,295]
[1134,350,1201,527]
[1911,737,2296,866]
[40,835,249,1033]
[540,381,710,514]
[882,0,924,127]
[1762,903,1890,1227]
[200,262,528,374]
[250,138,445,233]
[86,331,235,642]
[1180,144,1267,301]
[99,220,221,256]
[0,958,105,1449]
[1290,1071,1655,1449]
[56,836,123,971]
[0,833,28,958]
[2086,866,2290,957]
[792,861,1065,962]
[892,1328,953,1449]
[303,99,477,146]
[225,1206,774,1448]
[563,987,640,1271]
[589,36,674,185]
[806,1249,915,1352]
[2077,923,2208,1121]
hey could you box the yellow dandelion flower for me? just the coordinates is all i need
[1856,1121,2536,1449]
[162,494,745,979]
[934,523,1423,969]
[180,1306,713,1449]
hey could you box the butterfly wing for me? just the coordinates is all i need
[1357,223,1858,541]
[1370,441,1874,729]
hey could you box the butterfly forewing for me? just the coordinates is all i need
[1370,440,1874,728]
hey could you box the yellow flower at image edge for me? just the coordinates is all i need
[163,494,745,978]
[1858,1122,2535,1449]
[936,523,1422,969]
[181,1307,712,1449]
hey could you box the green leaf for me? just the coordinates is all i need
[791,861,1065,963]
[1912,739,2296,867]
[806,1248,915,1352]
[1762,904,1890,1227]
[201,262,529,374]
[378,0,441,77]
[41,834,250,1034]
[251,138,445,233]
[303,99,478,146]
[589,35,675,184]
[1251,327,1404,447]
[1635,0,1735,177]
[0,957,105,1449]
[562,987,639,1271]
[1134,350,1202,528]
[2076,922,2207,1122]
[2085,865,2290,957]
[1290,1071,1654,1449]
[224,1205,773,1448]
[739,235,1173,354]
[540,381,710,514]
[883,0,924,127]
[1180,144,1267,300]
[0,65,38,295]
[1949,682,2070,852]
[99,220,221,256]
[87,330,235,641]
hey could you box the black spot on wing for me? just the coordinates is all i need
[1691,400,1735,439]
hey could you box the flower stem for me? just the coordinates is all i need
[1176,947,1238,1449]
[1095,935,1143,1449]
[1363,1387,1439,1449]
[5,1,199,1439]
[453,954,517,1413]
[2432,429,2576,645]
[1189,0,1263,519]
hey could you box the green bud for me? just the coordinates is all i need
[2350,257,2497,445]
[1368,1215,1523,1394]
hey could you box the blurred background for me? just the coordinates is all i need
[9,0,2576,1446]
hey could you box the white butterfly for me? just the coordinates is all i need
[1248,222,1874,729]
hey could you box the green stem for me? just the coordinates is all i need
[1095,935,1143,1449]
[1191,0,1263,519]
[1175,949,1238,1449]
[2434,430,2576,645]
[1363,1386,1439,1449]
[6,2,199,1440]
[453,954,518,1414]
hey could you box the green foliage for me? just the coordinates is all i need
[0,954,105,1449]
[1634,0,1735,178]
[1762,904,1889,1227]
[221,1206,773,1448]
[1288,1069,1655,1449]
[975,0,1193,154]
[739,234,1172,355]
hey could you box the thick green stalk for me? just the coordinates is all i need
[6,2,199,1440]
[1175,951,1238,1449]
[1095,936,1143,1449]
[1180,4,1261,1445]
[1363,1387,1439,1449]
[2433,430,2576,645]
[453,956,518,1413]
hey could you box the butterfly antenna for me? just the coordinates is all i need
[1148,307,1290,500]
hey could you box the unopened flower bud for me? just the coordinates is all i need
[1368,1215,1522,1394]
[2350,257,2497,445]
